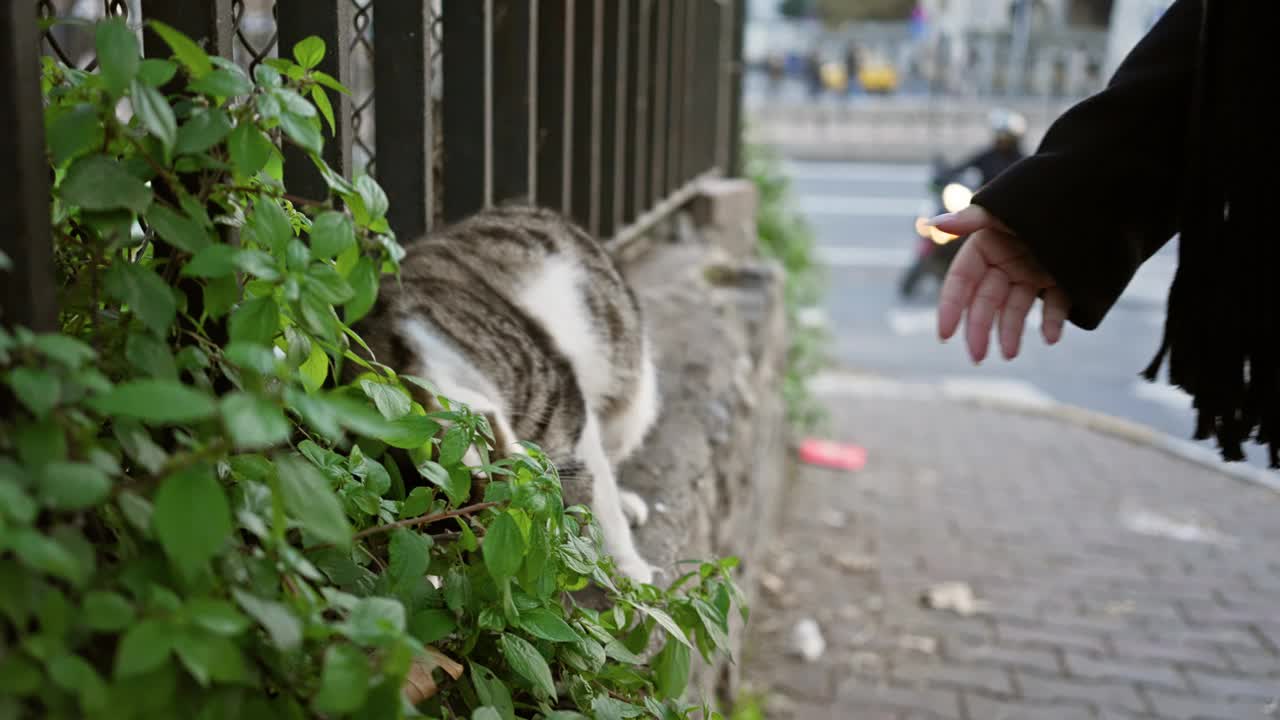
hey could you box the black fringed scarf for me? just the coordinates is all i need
[1142,0,1280,467]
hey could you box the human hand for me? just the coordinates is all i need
[932,205,1070,362]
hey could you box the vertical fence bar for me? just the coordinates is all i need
[375,1,435,239]
[441,1,488,222]
[598,0,625,237]
[624,0,650,224]
[535,0,571,213]
[715,0,733,174]
[680,0,698,182]
[141,0,234,59]
[277,0,353,198]
[492,0,536,205]
[568,0,599,233]
[702,0,722,175]
[1,0,56,333]
[664,0,685,194]
[648,0,669,206]
[725,0,746,176]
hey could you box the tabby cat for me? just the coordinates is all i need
[353,205,659,583]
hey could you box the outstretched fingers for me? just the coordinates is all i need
[965,270,1010,363]
[999,284,1038,360]
[938,241,985,341]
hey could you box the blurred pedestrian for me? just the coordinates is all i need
[844,43,861,95]
[936,109,1026,188]
[930,0,1280,465]
[806,49,824,99]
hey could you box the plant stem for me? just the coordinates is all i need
[353,502,500,541]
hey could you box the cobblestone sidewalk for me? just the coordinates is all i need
[741,392,1280,720]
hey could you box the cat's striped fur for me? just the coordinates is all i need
[353,205,659,582]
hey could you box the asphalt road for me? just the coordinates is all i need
[792,159,1273,469]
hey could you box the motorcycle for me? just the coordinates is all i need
[898,158,979,299]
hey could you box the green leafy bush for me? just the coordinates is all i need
[746,143,827,431]
[1,19,741,720]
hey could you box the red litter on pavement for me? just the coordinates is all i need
[797,439,867,471]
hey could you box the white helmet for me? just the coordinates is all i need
[989,108,1028,138]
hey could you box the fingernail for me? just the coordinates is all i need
[926,212,953,227]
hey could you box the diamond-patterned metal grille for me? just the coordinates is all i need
[231,0,278,74]
[350,0,374,177]
[37,0,132,71]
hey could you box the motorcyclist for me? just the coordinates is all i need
[899,110,1028,298]
[936,108,1028,189]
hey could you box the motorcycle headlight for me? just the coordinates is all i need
[941,183,974,214]
[930,227,958,245]
[914,216,932,239]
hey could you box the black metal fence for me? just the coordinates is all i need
[3,0,746,331]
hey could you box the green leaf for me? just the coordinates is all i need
[146,203,210,253]
[188,67,253,97]
[153,465,232,577]
[604,639,646,665]
[306,264,355,304]
[293,36,326,70]
[280,112,323,155]
[233,249,281,282]
[137,58,178,87]
[311,85,336,134]
[400,487,433,518]
[387,528,432,594]
[7,367,59,417]
[0,474,37,524]
[444,566,471,614]
[470,662,515,720]
[591,697,647,720]
[438,425,471,467]
[104,261,175,335]
[60,154,153,213]
[355,175,390,221]
[545,713,591,720]
[82,591,135,632]
[203,275,239,319]
[130,80,177,153]
[175,108,232,155]
[228,122,273,178]
[639,606,694,649]
[221,392,290,450]
[409,608,456,645]
[344,597,406,645]
[299,290,338,341]
[276,454,351,548]
[313,70,351,95]
[653,637,691,700]
[47,104,103,166]
[126,331,178,380]
[382,415,440,449]
[224,341,278,374]
[183,244,237,278]
[232,589,302,652]
[186,597,251,636]
[250,197,294,253]
[95,18,140,94]
[299,344,329,393]
[314,644,368,714]
[113,420,166,474]
[39,462,111,510]
[0,651,42,696]
[32,334,95,368]
[309,212,354,259]
[275,88,317,118]
[361,380,412,421]
[693,598,732,659]
[149,20,213,79]
[484,512,526,582]
[90,379,216,423]
[114,619,173,678]
[11,529,84,586]
[499,633,556,700]
[174,630,248,686]
[229,296,280,346]
[473,709,503,720]
[344,257,378,323]
[517,608,580,643]
[47,652,108,712]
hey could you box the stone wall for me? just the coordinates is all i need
[613,179,790,704]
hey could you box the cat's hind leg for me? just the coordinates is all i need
[577,413,657,584]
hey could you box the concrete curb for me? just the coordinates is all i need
[810,370,1280,494]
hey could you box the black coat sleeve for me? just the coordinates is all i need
[971,0,1201,330]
